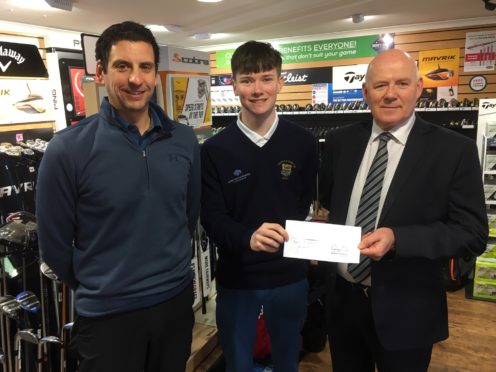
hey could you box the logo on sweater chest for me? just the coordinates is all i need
[278,160,296,180]
[228,169,251,184]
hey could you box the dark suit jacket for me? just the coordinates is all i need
[319,116,488,350]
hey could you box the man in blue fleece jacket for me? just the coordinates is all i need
[201,41,318,372]
[36,21,200,372]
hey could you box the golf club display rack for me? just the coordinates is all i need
[0,137,77,372]
[212,98,479,144]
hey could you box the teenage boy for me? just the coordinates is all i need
[201,40,318,372]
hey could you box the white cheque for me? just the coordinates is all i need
[283,220,361,263]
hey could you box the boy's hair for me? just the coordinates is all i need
[231,40,282,77]
[95,21,160,73]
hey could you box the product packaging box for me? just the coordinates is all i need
[486,154,496,171]
[473,278,496,300]
[473,254,496,300]
[488,214,496,238]
[479,243,496,262]
[486,122,496,139]
[484,184,496,201]
[475,260,496,280]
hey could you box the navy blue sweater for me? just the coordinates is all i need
[201,118,318,289]
[36,99,200,316]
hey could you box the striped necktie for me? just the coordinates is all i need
[348,132,393,282]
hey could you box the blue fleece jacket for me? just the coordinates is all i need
[36,98,200,317]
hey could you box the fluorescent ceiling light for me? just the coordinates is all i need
[194,33,212,40]
[147,25,170,32]
[147,24,183,33]
[9,0,59,11]
[197,0,223,3]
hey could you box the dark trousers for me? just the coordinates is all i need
[70,283,194,372]
[216,279,308,372]
[328,276,432,372]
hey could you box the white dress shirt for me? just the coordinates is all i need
[338,114,416,285]
[236,112,279,147]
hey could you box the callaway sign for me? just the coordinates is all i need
[0,41,48,78]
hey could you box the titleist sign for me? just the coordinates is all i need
[281,67,332,85]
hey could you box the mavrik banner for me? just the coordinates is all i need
[419,48,460,88]
[0,41,48,78]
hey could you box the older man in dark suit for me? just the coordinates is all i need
[319,49,487,372]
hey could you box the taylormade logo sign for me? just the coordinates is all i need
[482,102,496,110]
[343,72,365,84]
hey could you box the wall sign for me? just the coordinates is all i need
[464,31,496,72]
[332,64,368,90]
[212,67,332,86]
[0,80,53,125]
[419,48,460,89]
[469,75,488,92]
[281,67,332,85]
[0,41,48,78]
[216,34,390,69]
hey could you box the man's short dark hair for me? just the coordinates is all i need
[231,40,282,77]
[95,21,160,73]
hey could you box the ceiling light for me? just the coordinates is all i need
[352,13,365,24]
[163,24,183,33]
[45,0,72,11]
[197,0,223,3]
[194,33,212,40]
[483,0,496,11]
[10,0,58,11]
[147,25,170,32]
[382,34,394,49]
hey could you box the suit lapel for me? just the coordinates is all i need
[379,117,431,223]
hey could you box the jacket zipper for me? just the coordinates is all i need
[142,149,150,190]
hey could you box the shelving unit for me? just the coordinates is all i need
[212,106,479,143]
[474,99,496,302]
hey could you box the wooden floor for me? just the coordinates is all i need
[195,288,496,371]
[298,288,496,372]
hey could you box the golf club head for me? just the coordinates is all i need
[40,261,60,282]
[39,336,62,346]
[0,295,20,319]
[15,329,39,344]
[0,211,38,255]
[16,291,40,313]
[61,322,74,343]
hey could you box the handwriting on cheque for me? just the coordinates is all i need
[290,237,348,256]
